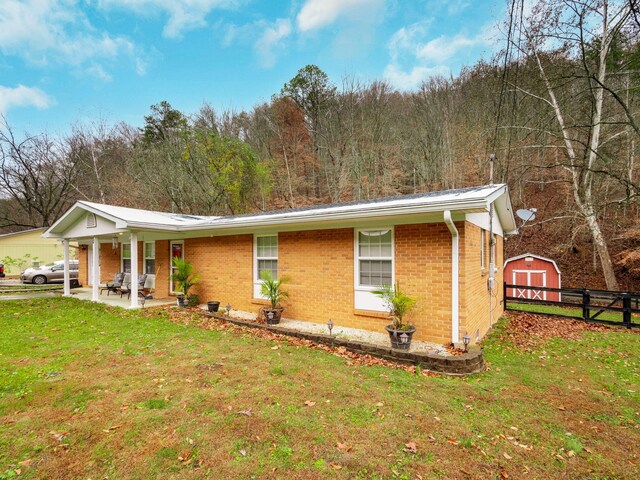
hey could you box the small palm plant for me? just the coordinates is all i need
[171,257,200,301]
[260,270,289,309]
[373,282,416,330]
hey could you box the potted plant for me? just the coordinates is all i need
[260,270,290,325]
[373,282,417,350]
[171,257,200,307]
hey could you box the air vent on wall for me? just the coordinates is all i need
[86,213,97,228]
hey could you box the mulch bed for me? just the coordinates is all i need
[142,306,440,376]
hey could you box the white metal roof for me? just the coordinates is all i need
[44,183,518,238]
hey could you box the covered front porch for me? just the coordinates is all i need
[69,287,175,308]
[43,202,198,309]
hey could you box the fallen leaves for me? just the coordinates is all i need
[501,311,612,347]
[147,306,439,375]
[304,400,316,407]
[336,442,352,452]
[403,441,418,453]
[102,424,123,433]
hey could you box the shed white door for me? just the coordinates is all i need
[512,270,546,300]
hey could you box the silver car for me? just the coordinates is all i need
[21,260,79,285]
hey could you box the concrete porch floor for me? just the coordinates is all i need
[66,288,176,308]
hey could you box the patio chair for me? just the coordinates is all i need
[100,272,125,296]
[120,274,148,299]
[115,273,131,297]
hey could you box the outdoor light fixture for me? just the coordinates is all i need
[463,331,471,352]
[112,236,118,250]
[226,303,232,314]
[327,319,334,336]
[399,333,409,344]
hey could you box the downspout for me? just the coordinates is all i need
[443,210,459,344]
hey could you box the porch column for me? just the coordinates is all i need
[130,232,139,308]
[92,237,100,301]
[62,239,71,296]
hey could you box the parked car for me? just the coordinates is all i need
[0,263,4,277]
[21,260,79,285]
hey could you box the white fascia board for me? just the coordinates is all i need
[44,201,127,237]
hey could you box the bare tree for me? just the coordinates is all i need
[513,0,640,290]
[0,117,78,228]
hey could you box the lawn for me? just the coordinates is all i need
[507,300,640,324]
[0,299,638,479]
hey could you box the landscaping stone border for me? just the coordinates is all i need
[206,313,484,375]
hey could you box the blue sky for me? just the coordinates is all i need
[0,0,506,135]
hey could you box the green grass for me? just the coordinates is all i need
[0,298,638,479]
[507,300,640,323]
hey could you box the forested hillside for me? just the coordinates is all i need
[1,0,638,290]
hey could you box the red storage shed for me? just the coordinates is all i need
[504,253,561,302]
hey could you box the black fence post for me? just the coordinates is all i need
[623,294,632,329]
[503,282,507,310]
[582,289,591,321]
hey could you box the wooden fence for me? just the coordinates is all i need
[504,283,640,329]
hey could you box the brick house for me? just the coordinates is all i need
[44,184,517,345]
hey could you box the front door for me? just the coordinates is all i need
[169,241,184,294]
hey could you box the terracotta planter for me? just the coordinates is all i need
[385,325,416,350]
[263,307,284,325]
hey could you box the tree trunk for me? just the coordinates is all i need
[582,205,620,290]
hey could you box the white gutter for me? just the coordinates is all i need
[443,210,459,344]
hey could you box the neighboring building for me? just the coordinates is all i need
[44,184,517,345]
[0,228,77,276]
[504,253,561,302]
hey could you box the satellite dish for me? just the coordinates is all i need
[516,209,536,222]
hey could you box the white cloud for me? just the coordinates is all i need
[297,0,384,32]
[384,20,497,90]
[383,64,449,90]
[0,0,141,76]
[85,64,113,82]
[98,0,242,39]
[416,34,479,63]
[254,19,292,68]
[0,85,54,115]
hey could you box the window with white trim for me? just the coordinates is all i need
[121,243,131,273]
[491,233,497,267]
[480,229,486,270]
[256,235,278,279]
[144,241,155,275]
[357,230,393,287]
[254,235,278,299]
